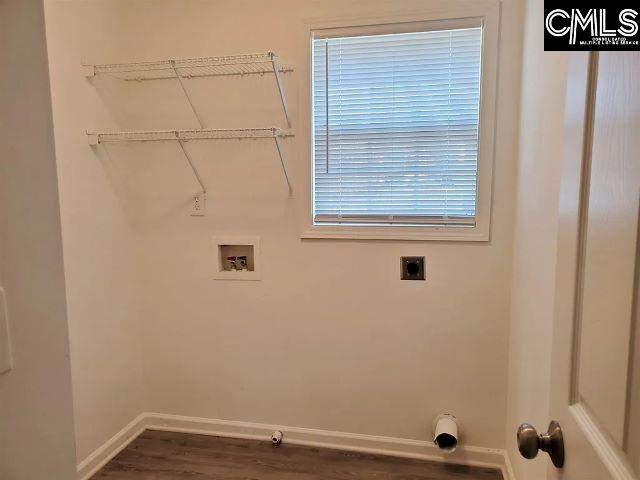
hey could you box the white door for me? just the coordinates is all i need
[544,51,640,480]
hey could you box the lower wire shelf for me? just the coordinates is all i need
[87,127,291,144]
[87,127,293,195]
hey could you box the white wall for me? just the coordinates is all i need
[43,0,147,463]
[0,1,77,478]
[43,0,525,462]
[505,0,568,478]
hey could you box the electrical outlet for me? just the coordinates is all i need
[191,192,206,216]
[401,256,425,280]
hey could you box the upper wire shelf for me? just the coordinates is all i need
[84,52,292,81]
[84,52,292,128]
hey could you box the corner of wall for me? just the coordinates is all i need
[503,0,569,479]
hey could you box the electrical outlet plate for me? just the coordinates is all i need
[191,192,206,216]
[401,256,426,280]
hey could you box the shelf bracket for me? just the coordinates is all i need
[82,64,96,77]
[175,133,207,194]
[274,134,292,195]
[170,60,205,129]
[87,132,100,146]
[271,54,291,128]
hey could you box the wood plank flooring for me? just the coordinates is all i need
[93,430,503,480]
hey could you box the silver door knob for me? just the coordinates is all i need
[517,421,564,468]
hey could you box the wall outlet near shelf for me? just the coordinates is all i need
[191,192,206,216]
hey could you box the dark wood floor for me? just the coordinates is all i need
[93,430,503,480]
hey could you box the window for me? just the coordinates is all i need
[311,22,485,230]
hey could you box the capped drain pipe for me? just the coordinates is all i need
[433,414,460,453]
[271,430,283,446]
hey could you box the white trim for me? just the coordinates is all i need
[570,404,637,480]
[295,1,501,242]
[76,413,149,480]
[301,227,489,242]
[502,448,517,480]
[312,16,483,39]
[77,412,515,480]
[0,287,13,375]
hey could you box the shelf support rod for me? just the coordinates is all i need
[271,55,291,128]
[273,133,292,195]
[176,134,207,194]
[170,60,205,129]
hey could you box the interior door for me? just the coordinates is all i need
[548,51,640,480]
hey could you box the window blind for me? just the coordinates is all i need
[312,27,482,226]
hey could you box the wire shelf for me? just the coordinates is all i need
[88,127,291,144]
[84,51,293,128]
[87,128,293,195]
[84,52,294,199]
[85,52,291,81]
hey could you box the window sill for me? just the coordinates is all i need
[301,226,489,242]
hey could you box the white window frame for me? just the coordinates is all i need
[296,2,500,241]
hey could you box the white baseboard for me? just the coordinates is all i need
[78,412,515,480]
[76,413,149,480]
